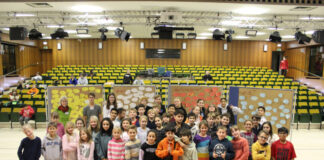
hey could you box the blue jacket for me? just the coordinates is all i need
[209,137,235,160]
[69,78,78,85]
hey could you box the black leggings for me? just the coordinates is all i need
[281,69,287,76]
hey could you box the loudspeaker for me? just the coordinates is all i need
[10,27,27,40]
[312,30,324,44]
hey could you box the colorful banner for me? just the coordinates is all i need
[47,85,104,123]
[112,85,156,110]
[168,85,223,111]
[228,86,295,132]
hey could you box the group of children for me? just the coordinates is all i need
[17,93,296,160]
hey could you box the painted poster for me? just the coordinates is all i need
[228,86,295,132]
[47,85,104,123]
[112,85,156,110]
[168,85,223,111]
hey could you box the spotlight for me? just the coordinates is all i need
[50,28,68,39]
[98,27,108,41]
[312,30,324,44]
[175,33,185,39]
[114,28,122,38]
[187,33,197,39]
[212,29,225,40]
[295,31,311,44]
[28,29,42,40]
[226,34,232,42]
[269,31,281,43]
[120,30,131,41]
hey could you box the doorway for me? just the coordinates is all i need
[1,43,16,75]
[308,46,324,77]
[271,51,284,72]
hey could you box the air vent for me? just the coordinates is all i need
[290,6,317,11]
[26,3,53,8]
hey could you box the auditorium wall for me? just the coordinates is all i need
[39,38,277,72]
[284,47,309,80]
[15,45,42,77]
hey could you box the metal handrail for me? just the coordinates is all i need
[0,62,41,80]
[289,65,324,80]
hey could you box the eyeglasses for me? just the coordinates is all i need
[260,136,268,140]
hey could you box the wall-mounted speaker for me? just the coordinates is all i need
[10,27,27,40]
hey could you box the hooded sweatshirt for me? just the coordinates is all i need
[208,137,235,160]
[181,141,198,160]
[94,133,111,160]
[251,141,270,160]
[41,134,62,160]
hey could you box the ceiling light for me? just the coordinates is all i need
[199,33,213,36]
[187,33,197,39]
[221,20,241,26]
[269,31,282,42]
[76,29,88,34]
[267,27,283,31]
[213,29,225,40]
[295,31,311,44]
[99,27,108,41]
[73,14,104,18]
[175,33,185,39]
[47,25,64,28]
[28,29,42,40]
[234,7,268,15]
[65,30,77,34]
[106,27,119,30]
[235,36,249,39]
[196,37,208,39]
[233,17,262,20]
[71,5,103,13]
[2,28,9,31]
[77,34,91,38]
[246,30,257,37]
[305,30,315,35]
[50,28,68,39]
[282,35,295,39]
[42,36,51,39]
[257,32,266,35]
[15,13,35,17]
[208,28,225,32]
[300,17,324,20]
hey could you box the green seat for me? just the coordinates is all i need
[35,108,46,129]
[10,108,21,128]
[0,108,11,122]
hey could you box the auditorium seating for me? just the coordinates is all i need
[1,65,323,126]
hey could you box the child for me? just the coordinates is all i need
[62,122,78,160]
[197,99,206,118]
[95,118,113,160]
[42,122,62,160]
[129,108,139,126]
[271,127,296,160]
[117,108,126,122]
[18,124,41,160]
[167,104,176,122]
[137,104,146,118]
[77,128,95,160]
[75,118,85,134]
[205,104,218,118]
[215,114,221,127]
[258,106,267,125]
[87,116,100,141]
[220,114,232,136]
[230,125,249,160]
[125,125,141,160]
[187,112,199,139]
[169,110,190,137]
[206,113,217,139]
[208,126,235,160]
[154,116,165,143]
[180,129,198,160]
[155,124,184,160]
[192,106,203,124]
[108,127,126,160]
[240,120,257,160]
[19,104,35,126]
[51,112,65,138]
[252,130,271,160]
[140,130,160,160]
[261,121,278,146]
[103,93,118,118]
[194,120,211,160]
[153,105,161,116]
[110,108,121,128]
[121,118,132,142]
[137,116,149,144]
[252,115,262,136]
[154,94,166,115]
[162,113,171,126]
[217,98,243,125]
[147,109,156,129]
[83,92,103,127]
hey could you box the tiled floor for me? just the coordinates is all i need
[1,128,323,160]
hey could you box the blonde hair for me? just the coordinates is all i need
[112,127,122,133]
[230,125,240,132]
[139,97,148,104]
[147,109,155,115]
[139,115,148,121]
[22,124,33,131]
[79,128,92,144]
[87,116,100,133]
[65,122,75,142]
[60,96,68,106]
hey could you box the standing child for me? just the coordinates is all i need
[75,118,85,135]
[147,109,156,129]
[95,118,113,160]
[18,124,41,160]
[62,122,78,160]
[197,99,206,118]
[125,125,141,160]
[180,129,198,160]
[83,93,103,127]
[206,113,217,139]
[137,116,150,144]
[140,130,160,160]
[257,106,267,125]
[121,118,132,142]
[167,104,176,122]
[261,122,278,146]
[252,131,271,160]
[42,122,62,160]
[137,104,146,118]
[110,108,121,128]
[169,110,190,137]
[194,121,211,160]
[78,128,95,160]
[271,127,296,160]
[240,120,257,160]
[252,115,261,136]
[230,126,249,160]
[162,113,171,126]
[187,112,199,140]
[88,116,100,141]
[155,125,184,160]
[205,104,219,119]
[154,116,165,143]
[103,93,118,118]
[19,104,35,126]
[208,126,235,160]
[51,112,65,138]
[129,109,139,126]
[192,106,203,124]
[107,127,126,160]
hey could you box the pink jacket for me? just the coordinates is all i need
[62,133,79,160]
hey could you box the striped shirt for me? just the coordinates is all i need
[107,138,125,160]
[193,134,211,160]
[125,139,141,160]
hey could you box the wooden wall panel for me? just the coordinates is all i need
[15,45,41,77]
[0,54,3,75]
[285,47,307,80]
[38,38,277,72]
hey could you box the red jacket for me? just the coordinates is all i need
[280,60,288,70]
[155,137,183,160]
[19,106,35,118]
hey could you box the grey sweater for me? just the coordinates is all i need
[180,141,198,160]
[41,134,62,160]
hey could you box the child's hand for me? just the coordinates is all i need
[221,152,226,159]
[213,152,218,158]
[180,142,187,148]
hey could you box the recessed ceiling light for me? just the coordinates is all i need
[196,37,208,39]
[77,34,92,38]
[71,5,103,13]
[47,25,64,28]
[221,20,241,26]
[300,17,324,20]
[199,33,213,36]
[282,35,295,39]
[208,28,225,32]
[235,36,249,39]
[234,7,268,15]
[15,13,35,17]
[257,32,266,35]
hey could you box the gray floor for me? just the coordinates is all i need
[1,128,323,160]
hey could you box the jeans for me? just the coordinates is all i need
[19,116,30,126]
